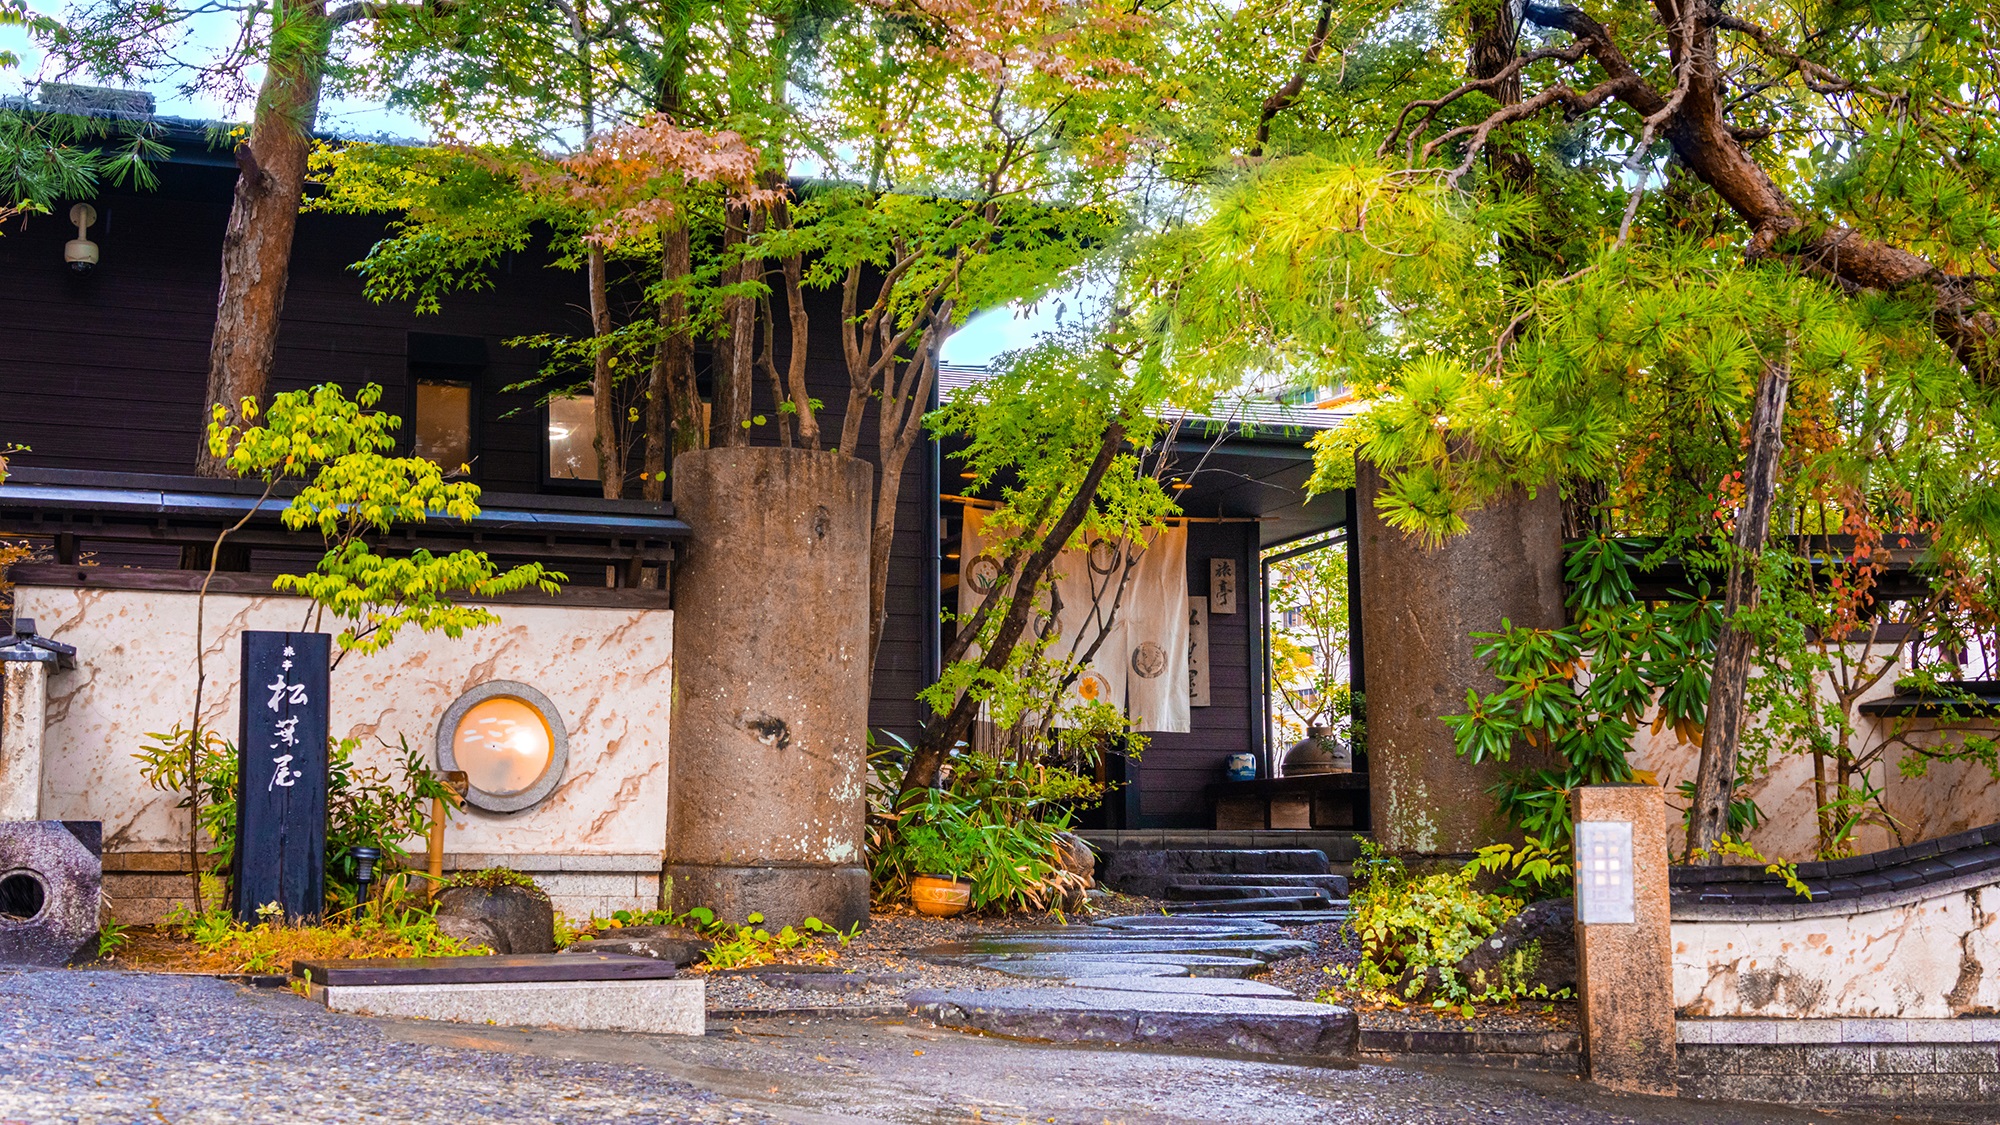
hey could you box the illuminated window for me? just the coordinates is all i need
[437,682,569,813]
[548,395,599,481]
[414,380,474,471]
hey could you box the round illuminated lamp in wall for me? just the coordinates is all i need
[436,681,569,813]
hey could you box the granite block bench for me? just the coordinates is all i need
[294,952,704,1036]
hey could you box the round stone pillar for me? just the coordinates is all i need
[666,447,873,929]
[1357,459,1565,855]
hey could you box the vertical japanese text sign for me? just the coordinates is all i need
[235,631,331,923]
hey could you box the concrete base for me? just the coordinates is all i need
[665,861,868,930]
[315,977,705,1036]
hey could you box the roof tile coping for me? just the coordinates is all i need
[1669,821,2000,922]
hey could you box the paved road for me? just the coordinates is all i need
[1,968,1915,1125]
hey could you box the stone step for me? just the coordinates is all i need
[1161,893,1330,913]
[909,986,1358,1060]
[1163,883,1333,902]
[1100,848,1331,898]
[1160,873,1351,895]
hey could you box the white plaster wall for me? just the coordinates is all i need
[1630,647,2000,859]
[17,582,673,863]
[1672,886,2000,1019]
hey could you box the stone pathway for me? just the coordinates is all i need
[906,913,1361,1059]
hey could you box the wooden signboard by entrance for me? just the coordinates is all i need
[235,631,331,923]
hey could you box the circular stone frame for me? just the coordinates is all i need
[436,680,569,813]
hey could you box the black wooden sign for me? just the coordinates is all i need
[234,631,331,923]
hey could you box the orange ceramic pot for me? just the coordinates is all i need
[909,875,972,917]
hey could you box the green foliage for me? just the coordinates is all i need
[1321,841,1527,1009]
[1442,535,1748,866]
[1688,836,1812,899]
[567,906,857,969]
[206,383,564,656]
[327,737,454,902]
[439,866,546,895]
[895,819,984,882]
[165,894,490,973]
[95,918,130,959]
[867,736,1093,913]
[134,729,450,906]
[0,104,166,218]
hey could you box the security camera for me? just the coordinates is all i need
[65,203,99,274]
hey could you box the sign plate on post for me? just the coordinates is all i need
[1575,820,1635,924]
[235,631,331,923]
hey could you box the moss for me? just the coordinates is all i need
[440,866,548,901]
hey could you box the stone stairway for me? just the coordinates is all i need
[1097,846,1350,923]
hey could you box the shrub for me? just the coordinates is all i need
[866,740,1090,912]
[1320,841,1522,1010]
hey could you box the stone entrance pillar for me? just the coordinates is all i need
[665,447,874,929]
[1356,461,1565,854]
[1572,784,1676,1095]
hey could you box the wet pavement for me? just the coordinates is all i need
[406,1011,1910,1125]
[2,966,1915,1124]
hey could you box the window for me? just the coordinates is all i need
[413,380,474,471]
[548,395,599,482]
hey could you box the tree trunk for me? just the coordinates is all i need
[712,204,754,447]
[837,263,871,457]
[868,315,944,671]
[1688,357,1790,861]
[779,239,816,449]
[897,419,1127,797]
[641,240,675,501]
[587,246,622,499]
[1520,3,1999,387]
[655,221,704,465]
[193,1,329,475]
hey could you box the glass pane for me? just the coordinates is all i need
[548,395,599,481]
[413,382,473,470]
[452,696,554,796]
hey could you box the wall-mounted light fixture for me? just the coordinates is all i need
[436,680,569,813]
[64,203,98,274]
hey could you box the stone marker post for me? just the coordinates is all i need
[0,659,48,822]
[1572,783,1676,1096]
[0,619,76,822]
[666,447,873,930]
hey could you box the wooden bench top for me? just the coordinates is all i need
[292,952,677,987]
[1208,773,1368,796]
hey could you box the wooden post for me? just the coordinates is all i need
[428,771,468,897]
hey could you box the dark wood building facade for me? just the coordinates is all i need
[0,120,1345,829]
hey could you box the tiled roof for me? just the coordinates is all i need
[936,364,1355,441]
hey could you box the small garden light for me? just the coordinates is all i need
[350,846,383,904]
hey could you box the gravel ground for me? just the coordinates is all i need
[0,967,779,1124]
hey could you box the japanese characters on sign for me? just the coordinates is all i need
[235,631,331,923]
[1208,558,1237,615]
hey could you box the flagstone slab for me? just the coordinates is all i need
[1088,916,1287,935]
[912,937,1313,962]
[907,986,1358,1059]
[1061,975,1299,998]
[978,953,1270,980]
